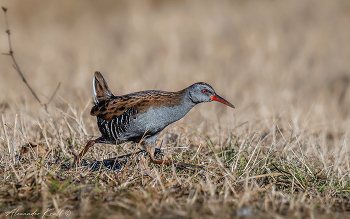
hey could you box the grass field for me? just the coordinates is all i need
[1,1,350,218]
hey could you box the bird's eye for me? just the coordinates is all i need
[202,89,207,93]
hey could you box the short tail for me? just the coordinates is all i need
[93,71,113,103]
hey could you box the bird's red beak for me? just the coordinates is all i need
[211,94,235,108]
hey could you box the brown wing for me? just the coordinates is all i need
[90,90,186,121]
[91,96,143,121]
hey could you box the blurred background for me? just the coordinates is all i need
[0,0,349,133]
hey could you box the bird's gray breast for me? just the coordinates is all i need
[121,103,193,140]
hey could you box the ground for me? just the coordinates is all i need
[0,1,350,218]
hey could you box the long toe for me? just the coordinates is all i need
[138,156,152,176]
[174,162,206,172]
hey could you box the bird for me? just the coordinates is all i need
[75,71,234,169]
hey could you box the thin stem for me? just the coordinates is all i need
[2,7,60,112]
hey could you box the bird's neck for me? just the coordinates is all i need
[167,89,197,121]
[154,89,196,125]
[180,88,197,109]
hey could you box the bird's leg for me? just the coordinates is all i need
[75,137,105,166]
[148,147,205,171]
[74,140,96,166]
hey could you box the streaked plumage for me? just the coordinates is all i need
[75,71,234,169]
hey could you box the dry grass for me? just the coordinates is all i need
[1,0,350,218]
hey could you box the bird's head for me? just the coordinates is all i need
[188,82,235,108]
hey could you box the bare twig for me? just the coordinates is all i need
[1,7,60,112]
[47,82,61,105]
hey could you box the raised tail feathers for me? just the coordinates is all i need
[93,71,113,103]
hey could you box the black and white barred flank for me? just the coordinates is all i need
[97,106,137,142]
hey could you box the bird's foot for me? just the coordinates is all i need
[99,149,148,171]
[149,147,205,171]
[172,161,206,172]
[68,147,80,168]
[150,156,205,172]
